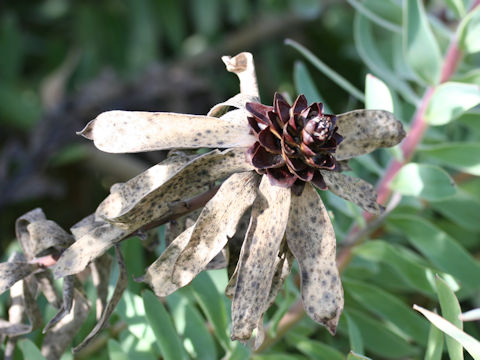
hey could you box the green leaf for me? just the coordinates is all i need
[108,339,130,360]
[347,0,401,32]
[226,0,250,24]
[430,191,480,232]
[455,69,480,85]
[458,5,480,54]
[445,0,466,17]
[354,13,420,105]
[344,279,429,344]
[155,0,186,49]
[116,332,157,360]
[117,290,157,347]
[425,321,444,360]
[166,292,218,360]
[390,163,456,201]
[142,290,187,360]
[363,0,402,25]
[190,271,231,350]
[345,312,364,353]
[365,73,394,112]
[403,0,442,84]
[388,215,480,291]
[287,333,345,360]
[285,38,365,102]
[228,342,252,360]
[345,309,419,357]
[294,61,332,113]
[414,305,480,360]
[0,14,23,82]
[347,352,373,360]
[353,240,436,296]
[425,82,480,125]
[19,339,47,360]
[190,0,220,37]
[253,355,309,360]
[435,276,464,360]
[420,142,480,176]
[126,0,158,73]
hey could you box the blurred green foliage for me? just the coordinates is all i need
[2,0,480,359]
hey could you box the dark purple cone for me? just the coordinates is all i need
[245,93,343,195]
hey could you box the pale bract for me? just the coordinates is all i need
[2,52,406,349]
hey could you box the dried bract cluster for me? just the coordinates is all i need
[1,52,405,354]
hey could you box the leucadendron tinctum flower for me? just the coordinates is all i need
[47,52,405,344]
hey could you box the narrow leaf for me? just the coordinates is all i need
[457,6,480,54]
[294,61,332,113]
[19,339,47,360]
[435,276,464,360]
[389,215,480,290]
[414,305,480,360]
[108,339,129,360]
[288,333,345,360]
[347,308,418,357]
[345,312,364,353]
[344,279,429,344]
[286,39,365,102]
[420,142,480,176]
[354,13,420,105]
[191,271,231,350]
[390,163,456,201]
[425,82,480,125]
[425,322,444,360]
[142,291,187,360]
[347,0,401,32]
[404,0,442,84]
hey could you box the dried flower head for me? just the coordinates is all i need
[1,52,406,352]
[246,93,343,195]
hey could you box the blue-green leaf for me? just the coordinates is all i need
[388,215,480,291]
[294,61,332,113]
[403,0,442,84]
[353,240,437,295]
[430,191,480,232]
[435,276,464,360]
[458,5,480,54]
[166,292,218,360]
[365,73,394,112]
[354,13,420,105]
[228,342,252,360]
[142,290,187,360]
[347,352,373,360]
[445,0,466,17]
[108,339,130,360]
[285,38,365,102]
[414,305,480,360]
[425,321,444,360]
[420,142,480,176]
[344,279,429,344]
[345,312,364,353]
[347,0,401,32]
[117,290,157,347]
[346,309,419,357]
[253,355,309,360]
[19,339,47,360]
[287,333,345,360]
[189,0,220,37]
[390,163,456,201]
[190,271,231,350]
[425,82,480,125]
